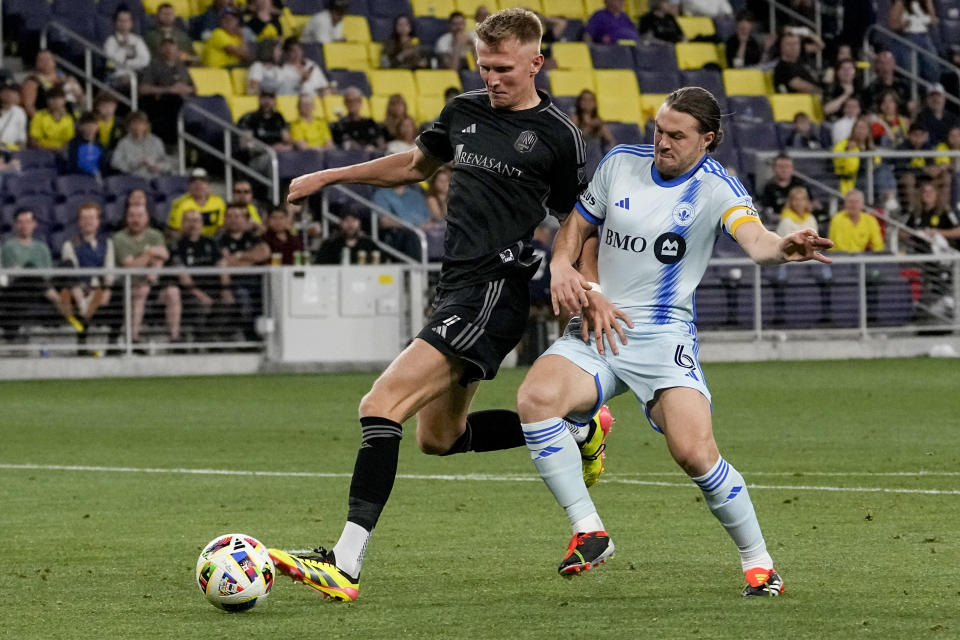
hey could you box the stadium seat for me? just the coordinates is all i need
[367,42,383,68]
[2,195,56,228]
[326,69,372,96]
[633,41,677,71]
[369,94,390,121]
[277,150,324,181]
[227,95,259,123]
[455,0,489,13]
[368,69,417,98]
[636,69,682,94]
[675,42,722,70]
[368,16,394,43]
[681,68,727,105]
[412,0,454,17]
[552,96,577,116]
[552,42,593,70]
[143,0,188,14]
[549,69,595,96]
[416,94,445,122]
[770,93,823,123]
[230,67,248,95]
[275,96,302,124]
[280,7,311,37]
[547,0,586,19]
[323,42,370,70]
[676,15,716,41]
[286,0,323,14]
[17,149,59,172]
[730,121,779,150]
[54,175,102,201]
[722,68,768,96]
[342,15,371,42]
[302,43,325,68]
[640,93,668,123]
[414,17,450,48]
[941,19,960,47]
[606,122,643,145]
[54,195,105,231]
[182,96,234,146]
[727,95,774,123]
[371,0,412,18]
[322,94,372,122]
[589,44,634,69]
[3,173,55,202]
[104,175,152,201]
[152,175,190,199]
[189,67,233,97]
[414,69,461,96]
[595,69,641,123]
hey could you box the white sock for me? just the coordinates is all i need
[331,521,369,578]
[692,456,774,573]
[572,513,605,534]
[522,417,597,529]
[565,419,591,444]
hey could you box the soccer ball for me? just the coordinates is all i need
[196,533,274,612]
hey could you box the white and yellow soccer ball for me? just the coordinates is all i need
[196,534,274,612]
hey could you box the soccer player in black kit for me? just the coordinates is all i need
[269,8,611,601]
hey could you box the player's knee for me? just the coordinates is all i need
[416,433,447,456]
[671,441,720,477]
[516,379,563,423]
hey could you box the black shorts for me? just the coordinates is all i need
[416,276,530,385]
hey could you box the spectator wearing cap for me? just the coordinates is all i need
[139,37,195,145]
[302,0,348,44]
[0,83,28,151]
[144,2,196,63]
[28,86,74,150]
[202,8,252,67]
[637,0,685,44]
[67,112,107,177]
[110,111,171,179]
[585,0,640,44]
[168,169,228,237]
[104,6,151,87]
[915,84,959,145]
[330,87,384,152]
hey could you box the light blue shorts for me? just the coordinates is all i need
[540,318,711,432]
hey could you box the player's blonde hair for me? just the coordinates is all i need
[475,7,542,47]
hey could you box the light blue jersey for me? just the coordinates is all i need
[576,144,760,325]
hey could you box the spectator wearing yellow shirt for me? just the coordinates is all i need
[201,9,251,68]
[828,189,886,252]
[290,94,332,149]
[28,86,74,150]
[168,168,227,236]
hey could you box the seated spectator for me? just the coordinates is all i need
[822,59,861,122]
[828,189,885,252]
[262,206,303,264]
[124,188,158,231]
[202,8,252,68]
[915,84,959,146]
[246,39,283,95]
[383,94,412,142]
[216,203,270,340]
[773,31,821,95]
[168,168,227,236]
[833,115,897,197]
[238,90,292,177]
[303,0,348,44]
[571,89,615,151]
[290,94,333,150]
[28,86,75,151]
[113,203,181,344]
[330,87,385,151]
[371,180,432,261]
[436,12,475,71]
[776,185,819,237]
[860,50,910,114]
[939,125,960,180]
[167,208,222,336]
[726,11,763,68]
[385,116,418,155]
[67,112,107,177]
[314,211,381,264]
[193,0,233,41]
[0,208,80,337]
[230,179,265,230]
[784,112,822,149]
[104,6,151,87]
[585,0,640,44]
[245,0,283,41]
[110,111,171,179]
[830,96,861,144]
[144,2,196,63]
[139,38,196,145]
[275,37,330,95]
[895,122,949,212]
[59,202,115,332]
[759,153,806,224]
[93,93,124,150]
[20,49,83,119]
[0,82,28,151]
[423,166,450,262]
[637,0,684,44]
[382,14,427,70]
[906,179,960,251]
[870,90,909,147]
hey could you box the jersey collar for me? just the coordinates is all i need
[650,153,708,188]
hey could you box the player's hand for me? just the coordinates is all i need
[779,230,834,264]
[549,260,592,316]
[287,171,328,204]
[580,290,634,356]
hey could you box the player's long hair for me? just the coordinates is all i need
[664,87,724,152]
[475,7,542,47]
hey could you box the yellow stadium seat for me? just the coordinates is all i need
[412,0,456,17]
[322,94,372,122]
[549,70,595,96]
[675,42,721,70]
[455,0,490,14]
[192,40,205,59]
[414,69,462,96]
[230,67,247,95]
[144,0,190,14]
[323,42,370,71]
[280,9,311,38]
[722,68,767,96]
[190,0,213,17]
[676,16,715,41]
[552,42,593,71]
[598,93,642,126]
[548,0,586,19]
[342,15,372,43]
[189,67,233,97]
[770,93,823,123]
[594,69,639,98]
[368,69,417,98]
[227,95,259,123]
[368,42,383,68]
[275,96,301,123]
[640,93,668,123]
[496,0,542,10]
[417,94,446,122]
[370,95,390,122]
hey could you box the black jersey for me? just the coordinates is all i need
[417,89,586,290]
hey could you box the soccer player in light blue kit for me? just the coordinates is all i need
[516,87,834,596]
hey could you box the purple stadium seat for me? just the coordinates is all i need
[371,0,411,18]
[459,70,484,91]
[590,44,634,69]
[681,68,726,103]
[326,70,371,96]
[104,175,152,201]
[302,43,325,69]
[287,0,324,14]
[277,150,325,180]
[3,0,51,32]
[346,0,370,16]
[637,69,683,94]
[54,194,106,231]
[561,19,585,41]
[369,15,395,42]
[183,96,232,146]
[414,17,448,48]
[633,42,677,71]
[152,175,190,200]
[731,121,779,151]
[54,175,103,201]
[3,172,55,202]
[1,195,56,229]
[552,95,577,115]
[17,149,59,172]
[607,123,643,145]
[534,70,550,92]
[727,95,774,123]
[324,148,370,169]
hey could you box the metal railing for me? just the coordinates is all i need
[863,24,960,107]
[177,100,280,205]
[40,21,138,112]
[760,0,826,69]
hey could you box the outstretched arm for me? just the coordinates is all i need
[735,221,834,266]
[288,146,444,203]
[550,210,597,316]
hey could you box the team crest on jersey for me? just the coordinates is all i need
[514,130,538,153]
[671,201,696,227]
[654,232,686,264]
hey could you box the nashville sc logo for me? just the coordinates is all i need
[454,144,523,178]
[514,130,538,153]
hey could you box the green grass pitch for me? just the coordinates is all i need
[2,358,958,639]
